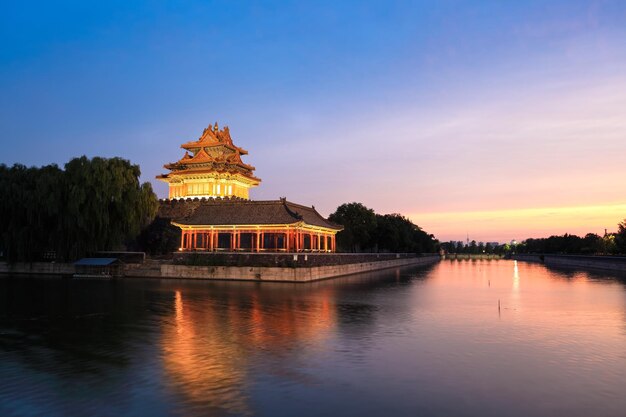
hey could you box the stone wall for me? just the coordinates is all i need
[0,262,75,275]
[443,254,504,260]
[513,254,626,273]
[172,252,432,268]
[2,254,441,282]
[157,198,203,219]
[127,255,441,282]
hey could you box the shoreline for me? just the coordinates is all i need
[0,254,441,283]
[512,254,626,273]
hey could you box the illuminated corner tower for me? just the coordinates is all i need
[157,122,261,200]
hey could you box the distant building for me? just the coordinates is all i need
[157,123,342,252]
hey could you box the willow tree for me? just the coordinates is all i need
[0,157,158,262]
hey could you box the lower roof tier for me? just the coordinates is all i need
[167,198,343,231]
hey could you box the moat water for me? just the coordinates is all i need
[1,260,626,417]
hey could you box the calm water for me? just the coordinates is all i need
[1,260,626,417]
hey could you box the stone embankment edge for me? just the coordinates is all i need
[0,262,75,275]
[127,255,441,282]
[1,256,441,282]
[512,254,626,273]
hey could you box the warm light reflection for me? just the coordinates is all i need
[161,285,337,414]
[512,260,520,294]
[410,202,626,242]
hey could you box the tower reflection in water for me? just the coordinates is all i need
[161,284,336,415]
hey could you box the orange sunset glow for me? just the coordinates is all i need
[411,202,626,242]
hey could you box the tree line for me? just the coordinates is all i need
[439,240,509,255]
[516,222,626,255]
[0,157,158,262]
[328,202,438,253]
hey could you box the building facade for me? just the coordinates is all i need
[158,123,342,252]
[157,122,261,200]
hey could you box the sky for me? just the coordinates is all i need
[1,0,626,243]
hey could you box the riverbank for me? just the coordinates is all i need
[0,254,441,282]
[443,254,503,260]
[512,254,626,273]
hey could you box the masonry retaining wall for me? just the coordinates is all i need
[126,255,441,282]
[512,254,626,273]
[0,262,75,275]
[1,254,441,282]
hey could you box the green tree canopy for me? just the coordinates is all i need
[328,202,437,253]
[328,202,377,252]
[0,157,158,262]
[616,219,626,253]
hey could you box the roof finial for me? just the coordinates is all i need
[214,121,219,131]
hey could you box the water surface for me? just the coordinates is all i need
[1,260,625,416]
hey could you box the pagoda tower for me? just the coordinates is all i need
[157,122,261,200]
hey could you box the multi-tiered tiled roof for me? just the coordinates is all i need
[157,123,261,200]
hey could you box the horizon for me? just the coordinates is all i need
[2,1,626,242]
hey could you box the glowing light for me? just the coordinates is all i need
[409,202,626,241]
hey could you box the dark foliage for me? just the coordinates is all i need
[132,217,180,256]
[517,232,617,255]
[329,202,437,253]
[328,202,377,252]
[617,220,626,253]
[0,157,158,262]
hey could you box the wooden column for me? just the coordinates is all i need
[255,231,260,252]
[324,234,328,252]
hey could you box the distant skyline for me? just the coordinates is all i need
[2,1,626,242]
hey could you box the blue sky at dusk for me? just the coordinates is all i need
[2,1,626,241]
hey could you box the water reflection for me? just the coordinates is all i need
[161,284,337,415]
[1,262,626,417]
